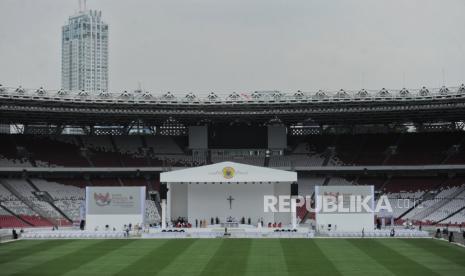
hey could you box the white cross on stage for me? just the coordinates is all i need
[227,195,234,209]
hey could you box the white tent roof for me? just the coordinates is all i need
[160,161,297,183]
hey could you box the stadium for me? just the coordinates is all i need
[0,84,465,275]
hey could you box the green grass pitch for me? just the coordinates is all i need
[0,238,464,275]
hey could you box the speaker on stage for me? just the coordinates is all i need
[291,182,298,196]
[160,183,168,200]
[79,220,85,230]
[149,192,158,202]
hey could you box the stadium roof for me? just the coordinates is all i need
[1,84,465,125]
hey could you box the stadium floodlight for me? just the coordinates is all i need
[251,91,261,99]
[314,90,326,99]
[399,88,410,97]
[356,89,369,98]
[56,89,67,96]
[15,86,25,94]
[162,91,174,100]
[458,84,465,94]
[419,86,430,96]
[294,90,304,98]
[335,89,348,98]
[272,91,283,99]
[228,92,240,100]
[185,92,196,100]
[207,92,218,100]
[120,90,132,98]
[35,87,46,96]
[141,91,152,99]
[78,90,89,97]
[378,88,390,97]
[99,90,110,98]
[439,86,449,95]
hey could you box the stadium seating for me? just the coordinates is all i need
[0,155,32,167]
[326,177,353,186]
[0,214,29,228]
[5,179,36,199]
[1,132,465,228]
[145,200,161,224]
[53,200,83,222]
[0,185,17,201]
[1,173,464,228]
[377,192,423,219]
[32,179,84,200]
[383,184,465,225]
[445,209,465,225]
[2,133,465,168]
[20,215,53,227]
[421,189,465,224]
[145,136,184,154]
[268,154,324,167]
[211,155,264,166]
[1,201,37,216]
[158,154,206,166]
[289,132,465,166]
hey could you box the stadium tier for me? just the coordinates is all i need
[1,132,465,168]
[1,133,465,228]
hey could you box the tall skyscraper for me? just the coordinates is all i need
[62,1,108,92]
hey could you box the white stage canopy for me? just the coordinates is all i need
[160,161,297,183]
[160,162,298,228]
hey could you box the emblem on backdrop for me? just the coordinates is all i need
[222,167,235,179]
[94,192,112,206]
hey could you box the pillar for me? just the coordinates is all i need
[161,199,167,229]
[291,197,297,229]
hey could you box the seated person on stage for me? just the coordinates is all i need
[272,222,277,228]
[278,222,282,228]
[268,222,272,228]
[174,217,190,228]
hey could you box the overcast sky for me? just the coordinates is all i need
[0,0,464,94]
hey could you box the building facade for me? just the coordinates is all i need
[62,9,108,92]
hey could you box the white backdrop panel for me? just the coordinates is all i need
[169,183,292,225]
[85,186,145,230]
[315,185,374,232]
